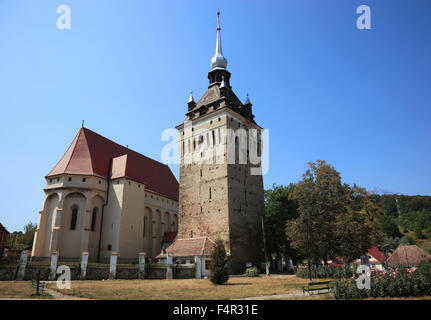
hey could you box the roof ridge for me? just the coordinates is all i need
[48,128,81,176]
[83,127,169,168]
[78,128,95,176]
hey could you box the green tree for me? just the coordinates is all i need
[264,183,299,261]
[209,240,229,285]
[286,160,345,263]
[286,160,382,263]
[379,215,401,238]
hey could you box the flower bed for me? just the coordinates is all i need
[334,261,431,299]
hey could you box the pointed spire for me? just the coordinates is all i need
[211,10,228,70]
[187,90,195,103]
[244,93,251,105]
[220,76,227,89]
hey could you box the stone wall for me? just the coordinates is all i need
[0,264,194,280]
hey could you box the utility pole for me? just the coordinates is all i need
[261,216,270,276]
[303,216,312,284]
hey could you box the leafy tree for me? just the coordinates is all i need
[399,235,416,246]
[286,160,344,263]
[286,160,382,263]
[21,222,37,249]
[264,183,300,261]
[379,215,401,238]
[209,240,229,285]
[8,222,37,250]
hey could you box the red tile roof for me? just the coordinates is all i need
[156,237,219,258]
[368,246,387,263]
[163,232,177,243]
[47,127,179,200]
[386,245,431,267]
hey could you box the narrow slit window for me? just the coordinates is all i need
[91,208,97,232]
[70,207,78,230]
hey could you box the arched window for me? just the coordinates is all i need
[91,208,98,232]
[70,206,78,230]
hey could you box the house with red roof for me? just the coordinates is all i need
[31,127,179,261]
[351,246,387,270]
[156,237,225,277]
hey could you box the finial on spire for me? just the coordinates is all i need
[82,120,85,128]
[187,90,195,103]
[211,9,228,70]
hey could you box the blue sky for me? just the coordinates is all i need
[1,0,430,232]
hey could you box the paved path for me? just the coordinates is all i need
[41,281,87,300]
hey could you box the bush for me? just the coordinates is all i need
[209,240,229,285]
[295,264,355,279]
[333,261,431,299]
[244,267,260,277]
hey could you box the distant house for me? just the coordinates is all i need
[351,246,387,270]
[386,245,431,267]
[0,223,9,255]
[156,237,218,277]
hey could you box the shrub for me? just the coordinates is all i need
[209,239,229,285]
[244,267,260,277]
[333,261,431,299]
[295,264,355,279]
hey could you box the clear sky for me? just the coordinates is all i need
[1,0,430,232]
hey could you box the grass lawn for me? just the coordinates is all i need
[47,276,312,300]
[0,281,53,299]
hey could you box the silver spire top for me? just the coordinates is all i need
[211,10,228,70]
[187,90,195,103]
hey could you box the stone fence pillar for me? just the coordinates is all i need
[166,254,173,280]
[48,250,59,280]
[109,252,118,279]
[139,252,146,279]
[16,250,29,280]
[80,252,89,280]
[194,256,202,279]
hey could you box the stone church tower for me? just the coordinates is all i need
[175,12,265,273]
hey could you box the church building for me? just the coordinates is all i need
[164,11,266,273]
[31,127,179,262]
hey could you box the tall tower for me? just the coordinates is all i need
[175,11,265,273]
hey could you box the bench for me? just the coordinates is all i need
[302,280,333,295]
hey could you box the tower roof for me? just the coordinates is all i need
[210,10,228,70]
[47,127,179,200]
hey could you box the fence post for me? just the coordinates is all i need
[194,256,202,279]
[80,252,89,280]
[48,250,58,280]
[109,252,118,279]
[166,253,173,280]
[16,250,29,280]
[139,252,146,279]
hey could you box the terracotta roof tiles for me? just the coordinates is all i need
[47,127,179,201]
